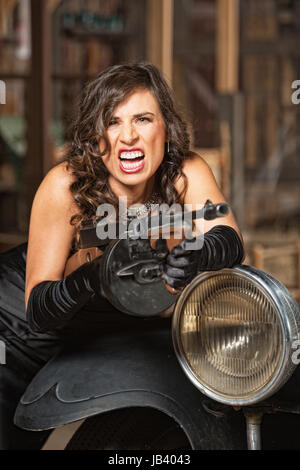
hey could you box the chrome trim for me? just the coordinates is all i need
[244,411,263,450]
[172,265,300,406]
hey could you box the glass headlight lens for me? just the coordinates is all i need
[172,266,300,405]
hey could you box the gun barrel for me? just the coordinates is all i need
[127,202,230,237]
[204,202,229,220]
[79,201,230,247]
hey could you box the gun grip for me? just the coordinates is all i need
[150,231,184,296]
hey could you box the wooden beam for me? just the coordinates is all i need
[146,0,162,70]
[218,93,245,228]
[0,0,18,36]
[146,0,173,86]
[25,0,52,222]
[47,0,62,14]
[216,0,240,92]
[162,0,174,86]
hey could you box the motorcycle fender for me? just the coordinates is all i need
[14,326,246,449]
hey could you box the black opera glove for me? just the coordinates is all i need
[26,255,104,333]
[161,225,244,290]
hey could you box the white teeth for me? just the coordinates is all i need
[120,151,144,160]
[121,160,143,169]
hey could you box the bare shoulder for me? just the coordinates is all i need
[182,152,214,178]
[175,152,217,195]
[34,161,77,212]
[41,161,76,193]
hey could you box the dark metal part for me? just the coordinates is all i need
[99,238,178,316]
[14,323,247,450]
[202,200,230,220]
[79,201,229,249]
[79,201,229,316]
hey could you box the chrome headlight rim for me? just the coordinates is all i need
[172,265,300,407]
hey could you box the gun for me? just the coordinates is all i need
[64,200,229,317]
[78,199,229,249]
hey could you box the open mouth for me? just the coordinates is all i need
[119,150,145,173]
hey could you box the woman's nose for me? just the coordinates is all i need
[119,123,138,144]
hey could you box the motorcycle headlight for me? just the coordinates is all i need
[172,266,300,406]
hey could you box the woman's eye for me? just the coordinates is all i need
[137,117,152,123]
[108,117,152,127]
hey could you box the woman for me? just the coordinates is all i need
[0,62,244,449]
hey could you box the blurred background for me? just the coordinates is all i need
[0,0,299,302]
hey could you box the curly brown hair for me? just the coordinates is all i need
[61,62,191,247]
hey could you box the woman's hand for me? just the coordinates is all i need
[26,254,105,333]
[162,239,198,290]
[162,225,244,292]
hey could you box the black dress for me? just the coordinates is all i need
[0,242,152,449]
[0,243,60,448]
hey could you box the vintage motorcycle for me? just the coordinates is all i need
[13,202,300,450]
